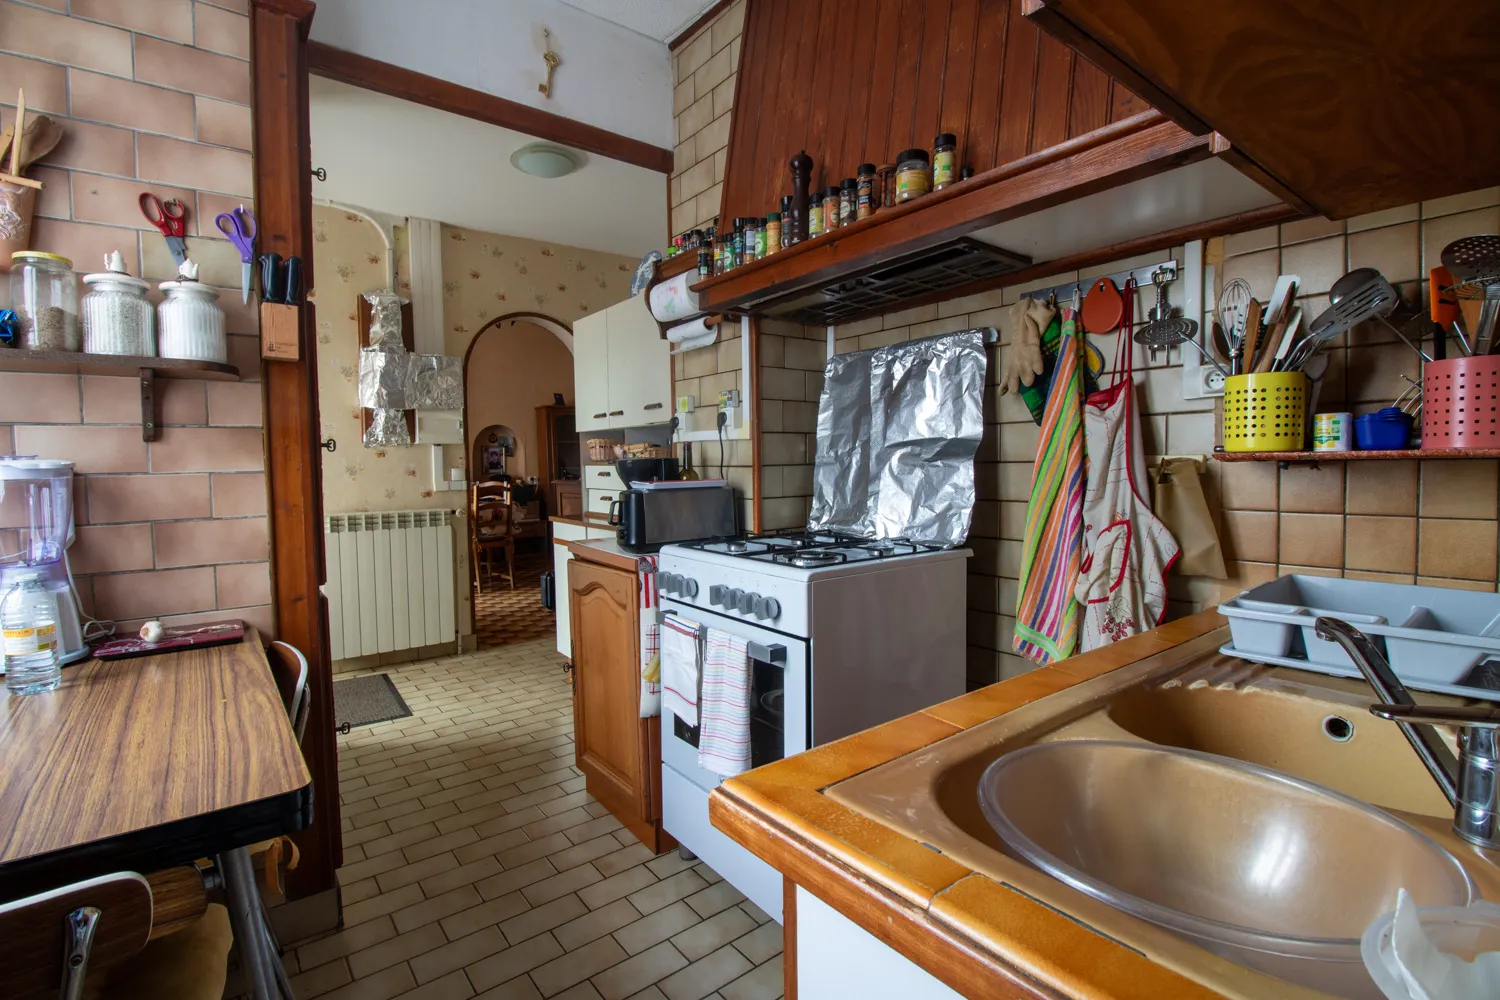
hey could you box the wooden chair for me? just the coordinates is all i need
[0,871,230,1000]
[471,480,519,592]
[266,640,310,743]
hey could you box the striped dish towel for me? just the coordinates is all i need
[660,615,702,727]
[697,629,752,777]
[638,554,661,718]
[1013,308,1085,666]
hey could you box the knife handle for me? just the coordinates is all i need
[283,256,303,305]
[259,253,284,303]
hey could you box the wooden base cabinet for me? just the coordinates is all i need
[567,556,673,853]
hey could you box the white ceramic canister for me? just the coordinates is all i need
[82,251,155,356]
[1312,411,1353,452]
[157,275,226,363]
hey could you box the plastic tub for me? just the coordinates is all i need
[1423,354,1500,450]
[1361,901,1500,999]
[1222,372,1307,452]
[1222,598,1304,657]
[1356,407,1415,450]
[1299,609,1386,668]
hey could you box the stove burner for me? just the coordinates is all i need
[724,541,749,553]
[776,551,842,568]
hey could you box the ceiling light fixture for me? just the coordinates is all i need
[510,143,582,179]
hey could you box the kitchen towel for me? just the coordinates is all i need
[1013,307,1086,666]
[660,613,701,727]
[648,271,701,323]
[698,630,753,777]
[638,554,662,718]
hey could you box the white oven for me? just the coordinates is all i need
[656,600,806,922]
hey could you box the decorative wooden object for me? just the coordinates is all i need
[567,552,673,853]
[260,301,300,360]
[0,873,153,998]
[357,294,416,442]
[1022,0,1500,219]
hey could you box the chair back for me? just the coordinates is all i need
[0,872,153,999]
[266,641,310,743]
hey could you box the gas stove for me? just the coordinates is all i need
[682,529,947,567]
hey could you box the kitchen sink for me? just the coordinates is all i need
[828,627,1500,999]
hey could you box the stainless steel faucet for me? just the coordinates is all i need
[1314,617,1500,850]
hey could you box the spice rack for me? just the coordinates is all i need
[643,255,733,352]
[0,348,240,442]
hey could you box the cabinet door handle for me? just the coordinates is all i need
[609,410,624,416]
[643,402,664,411]
[599,469,613,478]
[592,412,608,419]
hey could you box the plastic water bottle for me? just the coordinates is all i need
[2,572,62,695]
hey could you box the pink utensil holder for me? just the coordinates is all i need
[1422,355,1500,449]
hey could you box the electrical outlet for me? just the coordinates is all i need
[676,395,696,413]
[718,388,741,409]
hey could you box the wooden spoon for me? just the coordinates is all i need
[9,88,24,178]
[1241,298,1263,374]
[18,115,61,171]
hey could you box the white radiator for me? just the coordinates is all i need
[323,509,456,660]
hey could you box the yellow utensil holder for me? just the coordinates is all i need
[1222,372,1307,452]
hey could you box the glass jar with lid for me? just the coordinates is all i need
[895,149,931,203]
[158,270,227,363]
[10,251,79,351]
[82,251,155,356]
[743,217,760,263]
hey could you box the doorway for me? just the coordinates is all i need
[463,315,577,647]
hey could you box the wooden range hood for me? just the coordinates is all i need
[689,0,1305,324]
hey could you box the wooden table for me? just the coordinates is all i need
[0,627,313,901]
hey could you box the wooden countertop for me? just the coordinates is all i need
[0,626,313,898]
[566,536,643,574]
[709,610,1233,1000]
[550,513,613,529]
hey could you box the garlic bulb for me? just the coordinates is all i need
[139,620,165,643]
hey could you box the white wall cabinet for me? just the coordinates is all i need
[573,295,671,433]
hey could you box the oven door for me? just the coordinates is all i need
[656,598,808,794]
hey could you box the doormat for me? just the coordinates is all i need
[333,673,412,729]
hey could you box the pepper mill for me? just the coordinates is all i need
[790,150,813,242]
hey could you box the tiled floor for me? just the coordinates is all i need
[288,639,784,1000]
[473,550,555,650]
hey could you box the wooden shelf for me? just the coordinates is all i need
[0,348,240,381]
[0,349,240,442]
[1213,449,1500,464]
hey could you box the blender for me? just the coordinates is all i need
[1,457,89,665]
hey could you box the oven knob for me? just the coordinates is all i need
[727,589,744,611]
[755,596,781,621]
[659,572,677,595]
[737,591,756,614]
[683,578,699,599]
[710,584,727,606]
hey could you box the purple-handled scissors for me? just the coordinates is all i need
[215,205,257,304]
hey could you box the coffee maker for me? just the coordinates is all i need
[1,457,89,664]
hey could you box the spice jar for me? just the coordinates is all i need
[821,187,841,233]
[82,251,154,356]
[764,212,781,256]
[856,164,877,220]
[10,251,79,351]
[807,197,824,239]
[697,239,712,278]
[158,262,227,363]
[933,133,957,190]
[896,149,931,202]
[878,164,897,211]
[780,195,797,248]
[839,179,857,227]
[743,217,760,263]
[730,218,745,269]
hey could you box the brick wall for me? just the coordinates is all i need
[827,187,1500,687]
[0,0,269,637]
[669,0,743,238]
[757,319,824,530]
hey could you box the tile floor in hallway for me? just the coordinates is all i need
[290,639,784,1000]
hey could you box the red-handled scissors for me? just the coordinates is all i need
[139,192,188,265]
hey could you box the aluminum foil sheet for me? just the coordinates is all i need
[408,355,464,409]
[358,347,410,409]
[363,290,408,349]
[364,407,411,448]
[809,329,987,546]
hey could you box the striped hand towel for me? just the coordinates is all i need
[660,615,701,728]
[638,554,662,718]
[698,629,752,777]
[1013,308,1085,666]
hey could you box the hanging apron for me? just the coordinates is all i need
[1075,282,1180,649]
[1013,307,1086,666]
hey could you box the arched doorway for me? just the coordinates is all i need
[463,313,575,648]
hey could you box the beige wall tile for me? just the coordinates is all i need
[73,0,193,41]
[0,2,133,76]
[1346,460,1418,516]
[138,133,253,197]
[1421,206,1500,272]
[710,0,746,51]
[0,372,79,423]
[31,165,69,220]
[1217,459,1278,511]
[43,119,136,176]
[150,426,264,472]
[82,376,207,426]
[1278,512,1344,568]
[0,53,68,115]
[1346,204,1419,234]
[70,68,196,137]
[30,218,141,277]
[133,34,250,106]
[153,515,267,567]
[1280,217,1343,245]
[1420,460,1498,519]
[215,559,270,607]
[1280,236,1345,296]
[1279,463,1343,514]
[14,424,146,472]
[195,96,252,150]
[1221,509,1278,564]
[1345,515,1417,574]
[1419,518,1498,581]
[1417,577,1496,593]
[1347,222,1420,285]
[70,173,197,233]
[193,2,248,59]
[206,381,263,426]
[87,473,210,523]
[1423,187,1500,219]
[70,522,154,574]
[92,566,216,620]
[210,472,267,518]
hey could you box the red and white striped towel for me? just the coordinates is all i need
[638,554,661,718]
[660,615,701,727]
[698,630,752,777]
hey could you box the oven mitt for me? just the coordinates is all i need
[1000,300,1048,397]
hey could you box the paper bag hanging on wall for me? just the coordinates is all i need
[1153,458,1227,579]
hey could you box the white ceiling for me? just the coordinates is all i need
[559,0,721,42]
[310,76,666,258]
